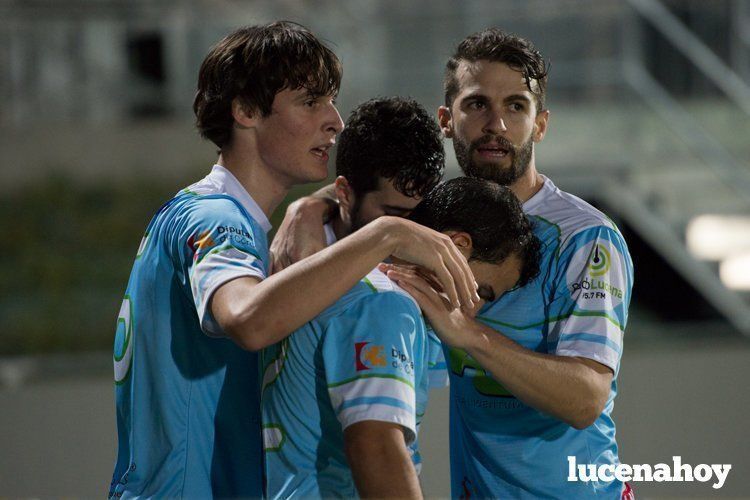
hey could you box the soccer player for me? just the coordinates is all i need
[109,22,477,499]
[315,96,451,473]
[387,29,635,499]
[272,28,635,500]
[262,177,541,499]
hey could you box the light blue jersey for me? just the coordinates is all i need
[447,177,634,499]
[261,269,428,499]
[322,223,448,475]
[110,165,271,499]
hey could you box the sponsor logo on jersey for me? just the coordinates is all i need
[114,296,134,384]
[187,230,215,252]
[135,232,149,258]
[449,347,513,397]
[587,244,610,276]
[391,347,414,374]
[568,241,625,306]
[355,342,387,371]
[217,225,251,239]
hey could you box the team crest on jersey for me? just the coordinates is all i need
[355,342,386,371]
[567,240,625,308]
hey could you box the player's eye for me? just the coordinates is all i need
[509,102,524,112]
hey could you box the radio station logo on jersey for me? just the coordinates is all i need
[568,242,625,305]
[355,342,414,373]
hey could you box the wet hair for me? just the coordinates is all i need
[444,28,549,112]
[408,177,541,287]
[336,97,444,199]
[193,21,342,150]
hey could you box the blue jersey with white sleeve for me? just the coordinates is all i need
[447,176,634,499]
[110,165,271,499]
[262,269,428,499]
[323,224,446,475]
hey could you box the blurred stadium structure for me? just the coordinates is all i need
[1,0,750,497]
[2,0,750,336]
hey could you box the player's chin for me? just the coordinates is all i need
[301,163,330,183]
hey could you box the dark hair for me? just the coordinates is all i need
[336,97,444,199]
[444,28,549,112]
[193,21,342,149]
[409,177,541,287]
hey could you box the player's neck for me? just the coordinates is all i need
[216,149,290,220]
[509,158,545,204]
[330,209,350,242]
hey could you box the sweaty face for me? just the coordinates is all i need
[350,178,422,232]
[252,87,344,187]
[469,253,523,303]
[448,60,541,186]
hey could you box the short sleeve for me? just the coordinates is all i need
[175,196,269,337]
[323,292,422,444]
[548,226,633,375]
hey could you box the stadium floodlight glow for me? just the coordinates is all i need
[720,253,750,291]
[686,215,750,261]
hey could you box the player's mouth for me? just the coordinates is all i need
[310,143,333,162]
[476,143,510,159]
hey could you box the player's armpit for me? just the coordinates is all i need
[209,275,264,351]
[344,421,423,500]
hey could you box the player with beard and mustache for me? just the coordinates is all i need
[452,120,534,186]
[271,28,635,500]
[385,29,635,499]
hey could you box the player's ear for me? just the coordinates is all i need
[533,109,550,143]
[445,230,472,259]
[232,97,257,129]
[334,176,355,215]
[438,106,454,139]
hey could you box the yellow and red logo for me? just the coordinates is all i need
[355,342,386,371]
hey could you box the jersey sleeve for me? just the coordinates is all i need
[323,292,422,444]
[175,196,269,337]
[548,226,633,375]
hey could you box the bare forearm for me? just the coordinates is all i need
[347,438,422,499]
[227,218,402,349]
[462,321,610,429]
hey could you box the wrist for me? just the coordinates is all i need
[371,216,405,254]
[290,196,334,223]
[460,318,491,352]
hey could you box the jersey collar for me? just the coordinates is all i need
[205,164,273,233]
[522,174,553,214]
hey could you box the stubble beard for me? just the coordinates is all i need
[453,134,534,186]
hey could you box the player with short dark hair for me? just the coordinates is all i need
[262,177,540,499]
[330,96,444,236]
[109,22,477,499]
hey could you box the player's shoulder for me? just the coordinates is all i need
[172,188,263,230]
[323,269,420,320]
[529,177,623,248]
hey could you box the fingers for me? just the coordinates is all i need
[379,263,443,292]
[386,268,452,313]
[441,240,480,307]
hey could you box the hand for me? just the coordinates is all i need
[270,197,331,273]
[382,262,483,349]
[382,217,480,310]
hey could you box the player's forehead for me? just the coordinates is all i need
[453,59,538,102]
